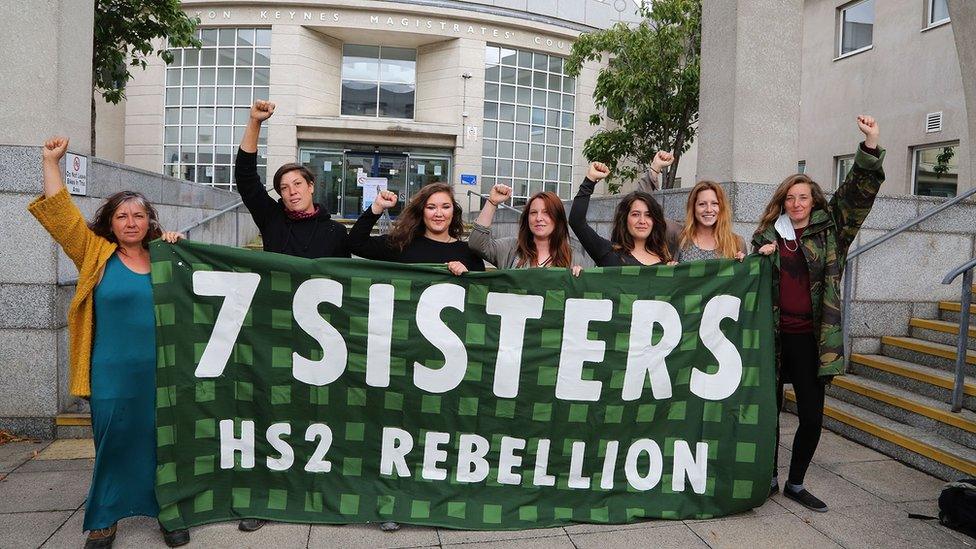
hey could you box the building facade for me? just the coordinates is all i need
[101,0,663,218]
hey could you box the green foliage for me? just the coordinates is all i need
[933,146,956,177]
[565,0,701,191]
[93,0,201,104]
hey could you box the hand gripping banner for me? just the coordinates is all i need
[150,240,776,530]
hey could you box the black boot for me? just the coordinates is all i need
[158,522,190,547]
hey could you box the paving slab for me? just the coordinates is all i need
[830,459,946,503]
[441,534,576,548]
[687,512,843,549]
[15,457,94,473]
[797,501,969,549]
[0,470,89,513]
[35,438,94,460]
[178,519,310,549]
[308,523,439,548]
[39,507,85,548]
[0,440,50,473]
[0,510,72,549]
[570,522,708,548]
[812,431,889,466]
[562,517,675,534]
[771,462,887,513]
[778,412,799,435]
[438,524,566,545]
[684,496,790,525]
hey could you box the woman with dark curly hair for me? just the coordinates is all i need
[348,183,485,274]
[28,137,188,548]
[569,162,677,266]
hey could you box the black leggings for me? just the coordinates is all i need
[774,332,825,485]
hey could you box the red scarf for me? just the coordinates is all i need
[285,205,320,220]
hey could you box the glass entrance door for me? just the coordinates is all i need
[299,149,344,217]
[343,152,408,217]
[407,155,452,202]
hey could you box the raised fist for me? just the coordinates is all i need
[489,184,512,206]
[856,115,879,149]
[372,189,398,212]
[250,100,276,122]
[587,162,610,181]
[651,151,674,172]
[42,137,69,162]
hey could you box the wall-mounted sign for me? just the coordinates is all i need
[460,173,477,186]
[65,153,87,196]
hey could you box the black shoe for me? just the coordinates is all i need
[239,518,266,532]
[158,523,190,548]
[769,482,779,496]
[380,521,400,531]
[84,525,116,549]
[784,485,828,512]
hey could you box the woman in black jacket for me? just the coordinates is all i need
[569,162,676,266]
[348,183,484,274]
[235,100,349,259]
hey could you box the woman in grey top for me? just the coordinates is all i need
[676,180,747,262]
[469,183,580,274]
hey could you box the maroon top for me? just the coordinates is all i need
[778,226,815,334]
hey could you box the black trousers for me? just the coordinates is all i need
[774,332,825,485]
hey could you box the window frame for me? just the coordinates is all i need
[924,0,950,30]
[911,141,960,197]
[339,44,417,120]
[834,154,855,190]
[836,0,875,60]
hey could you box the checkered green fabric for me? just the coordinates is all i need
[151,241,776,531]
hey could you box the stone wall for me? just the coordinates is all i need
[0,145,260,438]
[485,181,976,355]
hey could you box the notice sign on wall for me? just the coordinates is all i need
[65,153,87,196]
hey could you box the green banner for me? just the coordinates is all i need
[151,240,776,531]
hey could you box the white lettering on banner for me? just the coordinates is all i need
[413,284,467,393]
[222,421,712,491]
[555,298,613,401]
[672,441,709,494]
[622,300,681,401]
[456,434,491,482]
[380,427,413,476]
[190,272,746,402]
[497,436,526,485]
[292,278,347,386]
[365,284,395,388]
[690,295,743,400]
[192,271,261,378]
[624,439,663,491]
[304,423,334,472]
[485,292,544,398]
[219,419,255,469]
[266,423,294,471]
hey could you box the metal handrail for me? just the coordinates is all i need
[943,258,975,412]
[841,186,976,371]
[464,189,522,214]
[179,199,246,246]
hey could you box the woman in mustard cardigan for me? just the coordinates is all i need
[28,137,188,549]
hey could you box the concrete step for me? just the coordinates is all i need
[909,318,976,351]
[55,413,91,439]
[785,390,976,481]
[940,301,976,324]
[849,353,976,411]
[881,335,976,373]
[827,374,976,448]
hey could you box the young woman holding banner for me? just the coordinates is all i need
[676,181,747,262]
[754,115,885,513]
[469,184,581,275]
[348,183,485,275]
[569,161,678,267]
[28,138,188,549]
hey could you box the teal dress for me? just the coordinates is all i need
[84,254,159,530]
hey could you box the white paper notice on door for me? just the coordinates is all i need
[323,161,332,172]
[417,164,425,175]
[433,164,442,176]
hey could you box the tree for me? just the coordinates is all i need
[92,0,200,155]
[565,0,701,192]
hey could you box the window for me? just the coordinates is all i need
[835,155,854,189]
[341,45,415,119]
[928,0,949,26]
[913,143,959,197]
[797,160,806,174]
[482,45,576,204]
[164,27,270,190]
[839,0,874,57]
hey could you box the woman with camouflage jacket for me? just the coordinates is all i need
[754,115,885,513]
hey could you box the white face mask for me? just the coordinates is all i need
[774,213,797,242]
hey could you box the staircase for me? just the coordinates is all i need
[787,292,976,481]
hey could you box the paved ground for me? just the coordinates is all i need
[0,413,971,549]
